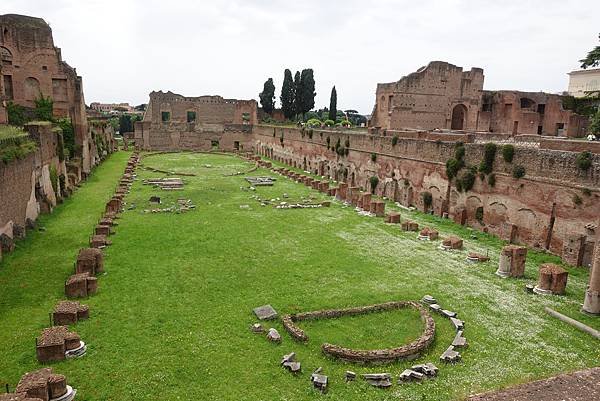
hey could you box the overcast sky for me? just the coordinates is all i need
[3,0,599,114]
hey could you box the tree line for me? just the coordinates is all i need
[260,68,316,120]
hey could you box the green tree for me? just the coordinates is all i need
[590,109,600,134]
[299,69,316,116]
[119,114,132,134]
[293,71,302,119]
[328,86,337,122]
[580,33,600,69]
[280,69,295,120]
[259,78,276,114]
[56,118,75,158]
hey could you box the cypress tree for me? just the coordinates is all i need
[280,69,295,120]
[259,78,276,114]
[328,86,337,121]
[300,69,316,116]
[293,71,302,119]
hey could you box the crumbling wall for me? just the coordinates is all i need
[253,125,600,264]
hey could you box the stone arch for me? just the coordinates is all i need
[466,195,483,221]
[0,46,12,63]
[487,201,508,226]
[24,77,40,101]
[516,208,536,228]
[450,104,468,130]
[520,97,535,109]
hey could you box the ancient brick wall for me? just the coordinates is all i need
[0,152,36,236]
[0,14,91,173]
[252,125,600,265]
[135,91,257,151]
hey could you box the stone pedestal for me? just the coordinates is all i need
[370,201,385,217]
[385,212,401,224]
[402,220,419,231]
[534,263,568,295]
[583,240,600,315]
[76,247,104,275]
[336,183,348,200]
[319,181,329,193]
[496,245,527,278]
[442,236,463,250]
[348,187,360,205]
[95,224,111,236]
[359,193,371,210]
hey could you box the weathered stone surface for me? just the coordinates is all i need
[76,248,104,275]
[363,373,393,388]
[440,345,461,363]
[441,309,457,318]
[398,369,424,382]
[65,273,96,298]
[534,263,568,295]
[253,304,278,320]
[266,328,281,343]
[452,330,468,348]
[385,212,401,224]
[419,227,439,240]
[345,371,356,381]
[311,373,328,393]
[421,295,436,305]
[450,317,465,331]
[53,300,89,326]
[250,323,264,333]
[496,245,527,278]
[36,326,81,363]
[411,362,439,377]
[401,220,419,231]
[442,236,463,250]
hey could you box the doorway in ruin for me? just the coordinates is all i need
[450,104,467,130]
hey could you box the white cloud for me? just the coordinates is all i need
[3,0,599,114]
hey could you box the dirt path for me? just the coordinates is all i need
[468,367,600,401]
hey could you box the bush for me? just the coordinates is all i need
[6,102,27,126]
[573,194,582,206]
[512,165,525,179]
[344,138,350,148]
[56,118,74,158]
[422,191,433,209]
[457,168,476,192]
[446,158,461,179]
[392,135,399,146]
[340,120,351,127]
[488,173,496,187]
[34,95,54,122]
[479,143,497,174]
[371,153,377,162]
[454,142,465,160]
[369,176,379,193]
[589,109,600,134]
[583,187,592,196]
[336,146,345,157]
[306,118,322,128]
[576,151,592,171]
[324,119,335,127]
[502,144,515,163]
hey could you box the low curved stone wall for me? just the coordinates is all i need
[282,301,435,363]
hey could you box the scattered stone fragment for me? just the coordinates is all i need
[283,361,301,373]
[441,309,457,318]
[525,284,535,293]
[452,330,468,348]
[421,295,437,305]
[250,323,264,333]
[267,328,281,343]
[345,371,356,382]
[398,369,424,382]
[411,362,439,377]
[440,345,461,363]
[362,373,392,388]
[311,373,328,393]
[450,317,465,331]
[281,352,296,365]
[253,304,278,320]
[429,303,441,313]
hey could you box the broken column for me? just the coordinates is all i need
[76,247,104,275]
[53,300,89,326]
[336,182,348,200]
[583,240,600,314]
[534,263,568,295]
[65,273,98,298]
[359,193,371,210]
[369,200,385,217]
[36,326,83,362]
[385,212,401,224]
[496,245,527,278]
[14,368,73,401]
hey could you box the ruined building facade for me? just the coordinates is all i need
[0,14,93,173]
[370,61,588,137]
[134,91,257,151]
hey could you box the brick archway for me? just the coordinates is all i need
[451,104,467,130]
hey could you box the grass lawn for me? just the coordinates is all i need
[0,151,598,401]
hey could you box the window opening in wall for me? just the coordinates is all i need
[234,141,240,150]
[537,125,543,135]
[556,123,565,136]
[211,140,219,149]
[161,111,170,122]
[187,111,196,123]
[512,121,519,135]
[537,104,545,114]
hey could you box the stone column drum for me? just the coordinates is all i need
[496,245,527,278]
[534,263,568,295]
[583,240,600,315]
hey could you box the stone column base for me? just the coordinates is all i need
[582,289,600,315]
[495,269,510,278]
[533,286,554,295]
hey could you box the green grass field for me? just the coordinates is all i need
[0,151,598,401]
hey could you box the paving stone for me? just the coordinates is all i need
[450,317,465,331]
[283,361,301,373]
[421,295,437,304]
[398,369,424,382]
[345,371,356,381]
[452,330,468,348]
[253,304,278,320]
[429,303,441,313]
[311,373,328,393]
[411,362,439,377]
[281,352,296,365]
[441,309,457,318]
[363,373,393,388]
[440,345,461,363]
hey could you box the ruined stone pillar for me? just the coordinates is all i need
[336,183,348,201]
[496,245,527,278]
[534,263,568,295]
[583,241,600,315]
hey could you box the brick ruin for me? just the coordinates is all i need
[134,90,257,151]
[1,368,75,401]
[369,61,588,137]
[0,14,115,257]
